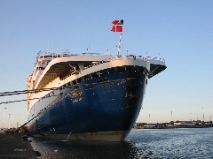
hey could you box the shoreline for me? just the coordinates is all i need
[135,121,213,129]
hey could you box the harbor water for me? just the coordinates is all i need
[30,128,213,159]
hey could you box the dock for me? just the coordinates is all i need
[0,134,37,159]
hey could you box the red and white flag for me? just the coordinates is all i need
[111,19,124,32]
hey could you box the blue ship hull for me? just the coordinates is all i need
[27,66,147,141]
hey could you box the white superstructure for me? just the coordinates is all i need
[27,51,165,112]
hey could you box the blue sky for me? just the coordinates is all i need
[0,0,213,127]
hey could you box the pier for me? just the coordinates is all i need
[0,133,37,158]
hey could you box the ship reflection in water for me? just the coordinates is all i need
[30,128,213,159]
[30,138,138,159]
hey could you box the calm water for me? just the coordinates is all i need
[30,128,213,159]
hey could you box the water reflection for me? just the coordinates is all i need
[30,129,213,159]
[30,137,139,159]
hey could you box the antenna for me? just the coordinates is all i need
[203,113,205,122]
[126,49,129,56]
[158,52,161,58]
[149,113,151,123]
[145,51,149,58]
[106,48,109,55]
[8,113,11,128]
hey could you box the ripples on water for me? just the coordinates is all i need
[30,128,213,159]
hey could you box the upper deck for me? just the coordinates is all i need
[27,51,166,90]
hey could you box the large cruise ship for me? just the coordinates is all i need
[26,51,166,141]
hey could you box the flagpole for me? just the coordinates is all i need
[117,33,123,57]
[111,19,124,57]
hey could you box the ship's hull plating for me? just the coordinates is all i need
[27,66,147,141]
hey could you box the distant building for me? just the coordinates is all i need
[0,128,7,134]
[195,120,202,126]
[205,121,213,126]
[174,121,196,127]
[143,123,157,129]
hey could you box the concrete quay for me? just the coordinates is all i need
[0,134,38,159]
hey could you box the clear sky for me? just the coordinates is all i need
[0,0,213,128]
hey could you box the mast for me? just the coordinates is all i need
[117,33,123,57]
[111,19,124,57]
